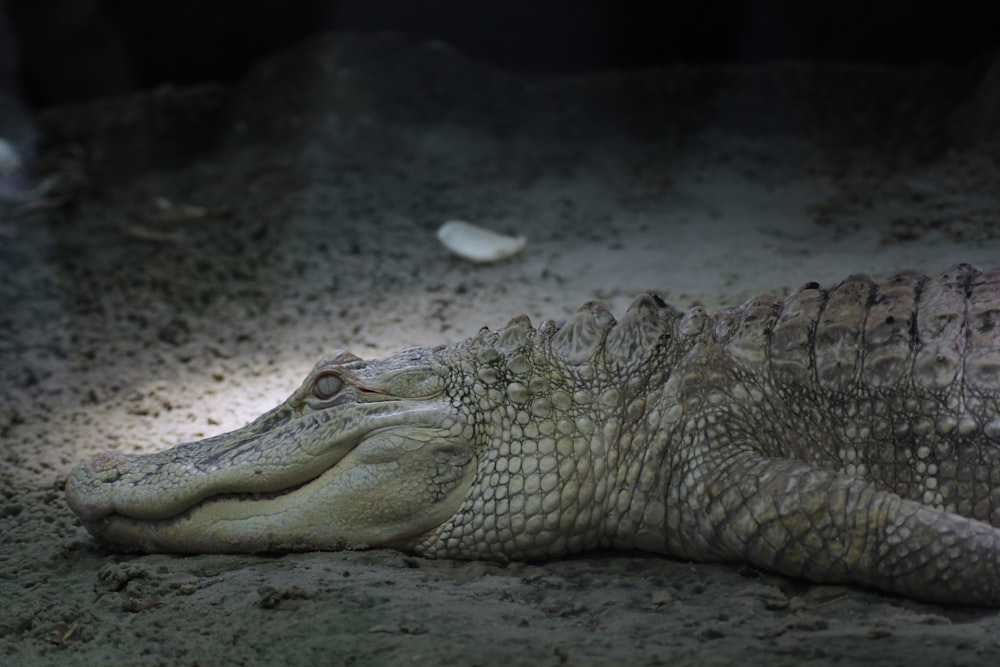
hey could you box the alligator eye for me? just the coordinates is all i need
[313,373,344,400]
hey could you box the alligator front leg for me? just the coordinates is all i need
[675,452,1000,604]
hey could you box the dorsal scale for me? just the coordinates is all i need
[550,300,617,364]
[604,294,677,365]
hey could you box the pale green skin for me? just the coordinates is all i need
[67,265,1000,604]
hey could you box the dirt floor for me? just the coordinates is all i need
[3,33,1000,666]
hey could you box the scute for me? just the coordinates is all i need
[551,300,616,364]
[604,293,676,364]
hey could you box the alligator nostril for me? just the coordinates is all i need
[89,452,127,473]
[66,462,115,523]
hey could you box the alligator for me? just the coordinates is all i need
[66,265,1000,605]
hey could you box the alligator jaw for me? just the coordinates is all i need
[77,460,373,553]
[65,389,474,553]
[64,403,366,526]
[64,409,367,550]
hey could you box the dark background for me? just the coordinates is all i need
[3,0,1000,108]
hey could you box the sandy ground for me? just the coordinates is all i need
[3,33,1000,666]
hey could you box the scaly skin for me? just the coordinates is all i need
[66,265,1000,604]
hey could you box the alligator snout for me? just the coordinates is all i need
[65,452,128,523]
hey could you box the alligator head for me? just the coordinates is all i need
[65,348,479,553]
